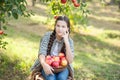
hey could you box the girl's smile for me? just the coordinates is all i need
[55,20,68,39]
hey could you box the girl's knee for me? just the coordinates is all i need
[57,75,68,80]
[41,70,56,80]
[46,74,56,80]
[57,68,69,80]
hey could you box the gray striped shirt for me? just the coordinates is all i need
[31,31,74,72]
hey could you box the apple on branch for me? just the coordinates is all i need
[61,0,67,4]
[71,0,76,3]
[74,2,80,7]
[0,30,4,35]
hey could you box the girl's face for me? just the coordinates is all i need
[55,20,69,38]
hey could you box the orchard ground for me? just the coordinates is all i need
[0,1,120,80]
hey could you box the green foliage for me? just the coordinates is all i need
[116,0,120,2]
[0,32,8,49]
[0,0,32,49]
[48,0,90,26]
[38,0,90,30]
[1,23,120,80]
[0,0,29,22]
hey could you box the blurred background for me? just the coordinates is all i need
[0,0,120,80]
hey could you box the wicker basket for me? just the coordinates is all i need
[52,65,67,73]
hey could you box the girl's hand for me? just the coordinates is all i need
[62,30,69,42]
[42,62,54,75]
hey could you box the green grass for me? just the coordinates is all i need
[0,26,41,80]
[72,32,120,80]
[0,23,120,80]
[0,1,120,80]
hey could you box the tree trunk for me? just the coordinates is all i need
[106,0,115,5]
[0,11,1,30]
[118,1,120,10]
[82,0,86,3]
[0,21,1,30]
[110,0,115,4]
[32,0,36,6]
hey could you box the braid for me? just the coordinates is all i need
[47,15,70,56]
[60,42,66,55]
[46,30,66,56]
[47,30,56,55]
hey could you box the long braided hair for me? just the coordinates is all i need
[47,16,71,55]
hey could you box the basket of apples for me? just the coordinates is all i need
[45,53,68,73]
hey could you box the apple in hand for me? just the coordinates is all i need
[60,57,68,66]
[45,55,53,65]
[58,53,65,59]
[51,61,59,68]
[53,56,60,63]
[46,55,51,60]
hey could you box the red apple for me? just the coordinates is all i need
[46,55,51,60]
[71,0,76,3]
[61,0,67,4]
[61,57,66,60]
[74,2,80,7]
[51,61,59,68]
[45,55,54,65]
[59,53,65,58]
[60,58,67,66]
[0,30,4,35]
[45,59,51,65]
[54,15,58,19]
[45,59,53,65]
[53,56,60,63]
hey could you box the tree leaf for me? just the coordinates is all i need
[12,9,18,19]
[20,4,26,11]
[3,25,7,30]
[7,11,11,17]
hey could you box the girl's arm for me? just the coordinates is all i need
[39,54,54,75]
[64,39,74,64]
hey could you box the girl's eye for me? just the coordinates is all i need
[56,24,60,27]
[62,26,65,28]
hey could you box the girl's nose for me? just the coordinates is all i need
[59,27,62,31]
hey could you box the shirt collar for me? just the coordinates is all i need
[55,38,64,43]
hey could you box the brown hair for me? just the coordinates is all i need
[47,16,71,55]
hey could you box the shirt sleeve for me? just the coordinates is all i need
[38,32,51,56]
[69,38,74,56]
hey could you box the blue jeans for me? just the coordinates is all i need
[41,68,69,80]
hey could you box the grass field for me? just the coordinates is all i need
[0,1,120,80]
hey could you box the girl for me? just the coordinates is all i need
[30,16,74,80]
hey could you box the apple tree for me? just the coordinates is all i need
[116,0,120,10]
[0,0,32,49]
[39,0,89,31]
